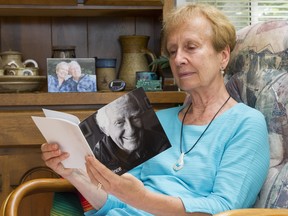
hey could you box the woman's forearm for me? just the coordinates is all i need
[65,169,108,210]
[136,190,211,216]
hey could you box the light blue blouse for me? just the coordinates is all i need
[88,103,270,215]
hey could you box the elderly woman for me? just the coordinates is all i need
[41,3,269,215]
[47,61,70,92]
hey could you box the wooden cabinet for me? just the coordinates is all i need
[0,1,179,214]
[0,91,184,215]
[0,0,175,79]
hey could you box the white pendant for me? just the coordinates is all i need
[173,152,185,171]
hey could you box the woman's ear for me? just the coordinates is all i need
[221,45,231,69]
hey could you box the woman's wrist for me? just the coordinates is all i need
[64,169,108,210]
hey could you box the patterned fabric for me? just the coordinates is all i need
[48,74,97,92]
[65,74,97,92]
[50,192,84,216]
[47,75,72,92]
[77,191,94,212]
[225,20,288,208]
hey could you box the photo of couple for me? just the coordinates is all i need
[47,58,97,93]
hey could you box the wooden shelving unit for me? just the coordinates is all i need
[0,5,162,17]
[0,0,165,17]
[0,1,179,215]
[0,91,184,108]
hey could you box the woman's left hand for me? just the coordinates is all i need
[85,155,147,207]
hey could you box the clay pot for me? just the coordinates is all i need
[118,35,157,89]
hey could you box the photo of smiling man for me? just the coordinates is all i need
[79,88,171,175]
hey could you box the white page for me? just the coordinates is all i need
[32,116,94,172]
[43,108,81,125]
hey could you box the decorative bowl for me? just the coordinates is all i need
[0,75,46,93]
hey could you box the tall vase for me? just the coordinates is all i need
[118,35,156,90]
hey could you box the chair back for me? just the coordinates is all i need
[226,20,288,208]
[0,178,76,216]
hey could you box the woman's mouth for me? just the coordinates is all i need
[178,71,195,79]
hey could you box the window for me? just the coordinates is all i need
[176,0,288,30]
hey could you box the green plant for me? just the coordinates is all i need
[149,55,170,70]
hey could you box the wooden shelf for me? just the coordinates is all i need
[0,0,77,5]
[0,0,163,6]
[84,0,163,6]
[0,91,184,148]
[0,91,185,109]
[0,2,163,17]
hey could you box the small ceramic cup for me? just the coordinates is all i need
[95,58,117,91]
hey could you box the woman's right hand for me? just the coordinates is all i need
[41,143,73,178]
[41,143,108,210]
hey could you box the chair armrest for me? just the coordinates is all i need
[214,208,288,216]
[3,178,75,216]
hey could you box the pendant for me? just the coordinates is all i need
[173,152,185,171]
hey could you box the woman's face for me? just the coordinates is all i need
[166,15,228,93]
[56,65,69,79]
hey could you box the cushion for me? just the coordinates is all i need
[50,192,84,216]
[226,20,288,208]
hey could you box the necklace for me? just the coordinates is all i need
[173,95,231,171]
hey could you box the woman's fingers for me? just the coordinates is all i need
[41,143,69,162]
[41,143,60,160]
[85,156,147,207]
[45,151,69,167]
[41,143,71,176]
[85,156,120,191]
[41,143,58,152]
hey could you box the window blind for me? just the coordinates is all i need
[177,0,288,30]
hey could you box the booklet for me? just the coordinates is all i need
[32,88,171,175]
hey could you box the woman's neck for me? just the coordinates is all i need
[180,93,235,125]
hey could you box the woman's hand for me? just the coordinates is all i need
[41,143,108,209]
[41,143,73,178]
[85,156,147,208]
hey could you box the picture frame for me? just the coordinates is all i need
[47,58,96,93]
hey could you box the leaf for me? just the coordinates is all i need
[149,56,170,69]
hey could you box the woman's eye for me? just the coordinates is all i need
[168,50,176,56]
[187,45,196,50]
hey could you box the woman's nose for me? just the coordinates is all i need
[174,50,187,66]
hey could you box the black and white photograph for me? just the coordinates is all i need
[79,87,171,175]
[47,58,96,93]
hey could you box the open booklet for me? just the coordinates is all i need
[32,87,171,175]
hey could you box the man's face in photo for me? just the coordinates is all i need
[106,98,144,153]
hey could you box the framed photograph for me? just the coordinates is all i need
[47,58,97,93]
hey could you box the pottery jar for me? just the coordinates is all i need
[0,50,25,68]
[95,58,117,91]
[118,35,157,90]
[0,50,39,76]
